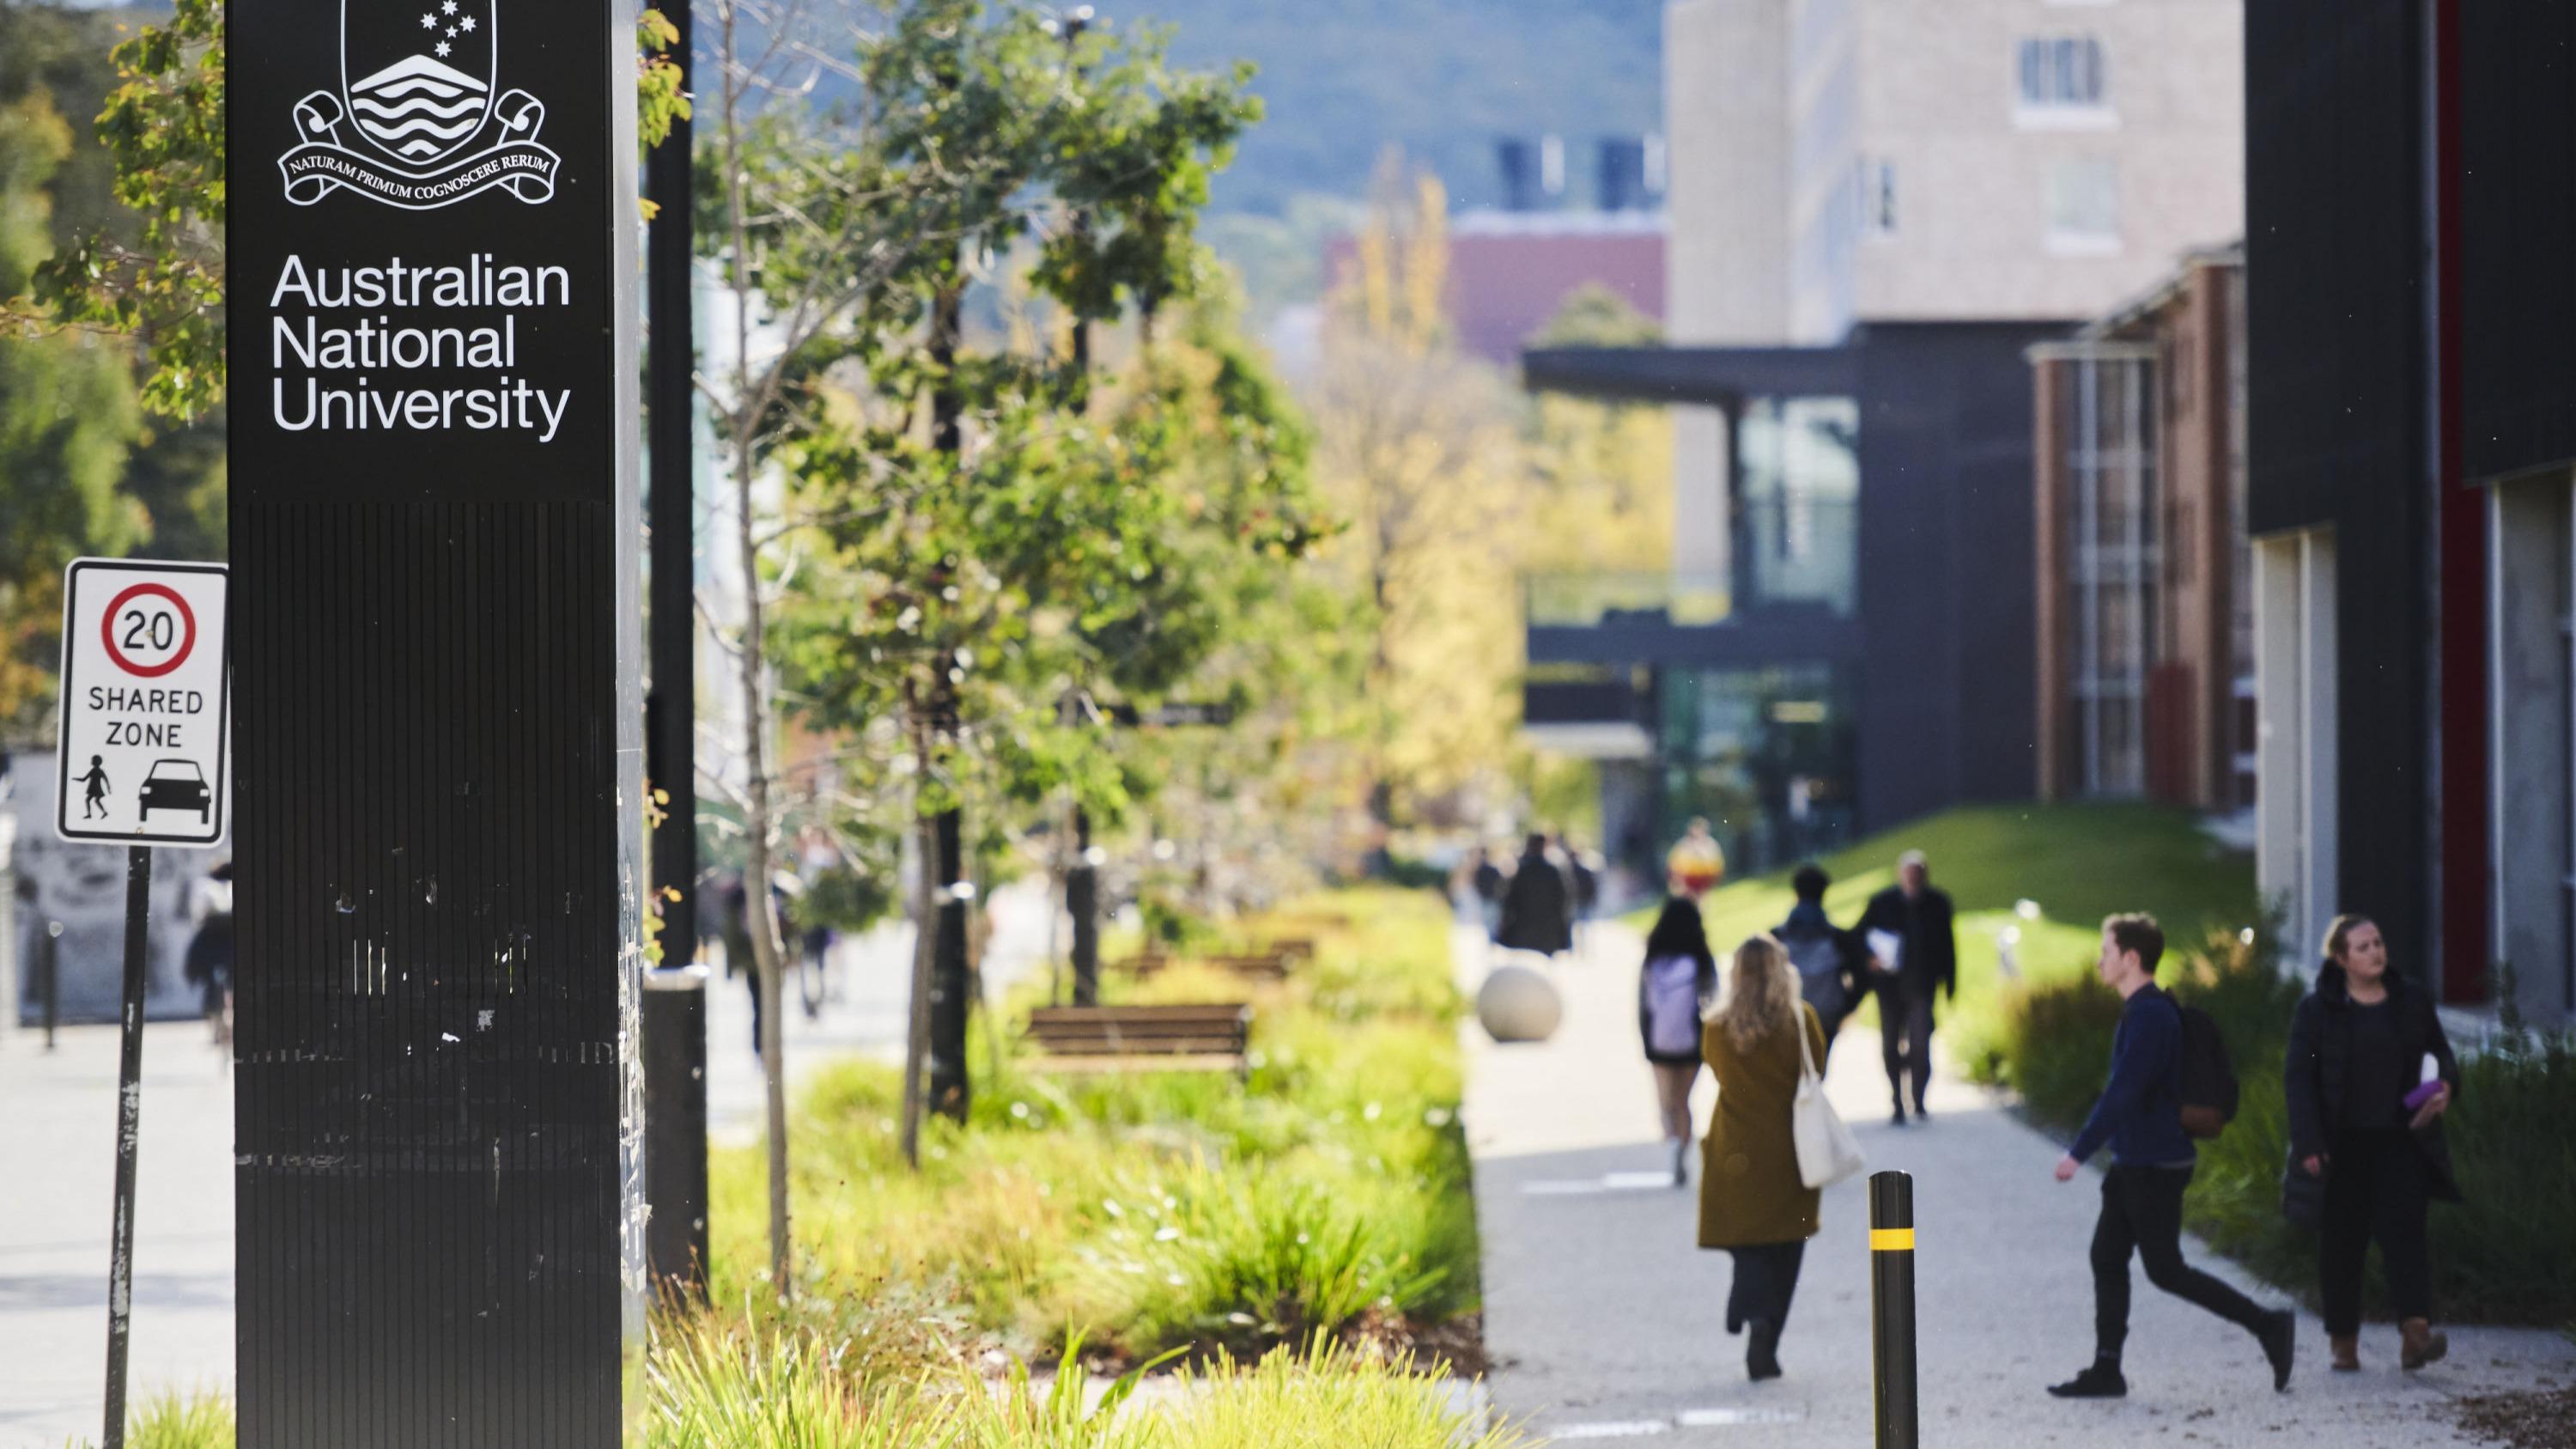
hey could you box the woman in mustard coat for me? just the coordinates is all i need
[1698,935,1829,1380]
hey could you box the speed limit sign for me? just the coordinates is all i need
[55,558,231,847]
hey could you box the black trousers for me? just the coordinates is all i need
[2091,1165,2272,1358]
[1726,1241,1807,1334]
[1880,978,1933,1112]
[2318,1129,2433,1336]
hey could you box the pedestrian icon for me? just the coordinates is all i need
[77,755,112,819]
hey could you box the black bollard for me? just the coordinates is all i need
[1870,1170,1919,1449]
[40,920,61,1051]
[641,965,710,1304]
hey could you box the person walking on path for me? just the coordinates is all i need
[1639,898,1719,1186]
[1854,849,1955,1124]
[2048,913,2297,1400]
[2285,914,2462,1374]
[182,861,236,1050]
[1561,836,1601,948]
[1698,935,1830,1382]
[1667,817,1726,900]
[1493,833,1574,959]
[1774,863,1862,1056]
[1470,847,1507,935]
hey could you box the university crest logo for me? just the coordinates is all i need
[281,1,561,210]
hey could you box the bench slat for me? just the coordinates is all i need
[1023,1054,1247,1075]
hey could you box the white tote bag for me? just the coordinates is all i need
[1791,1011,1866,1189]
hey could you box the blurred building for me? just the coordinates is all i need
[2031,247,2253,814]
[2247,0,2571,1027]
[1326,137,1668,367]
[1521,0,2245,882]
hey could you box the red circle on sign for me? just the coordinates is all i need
[100,583,197,679]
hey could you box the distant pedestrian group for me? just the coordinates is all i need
[1627,845,2464,1395]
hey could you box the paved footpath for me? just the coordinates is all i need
[1461,922,2576,1446]
[0,880,1054,1447]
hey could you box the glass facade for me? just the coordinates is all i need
[1657,662,1861,877]
[1733,396,1861,617]
[2057,351,2159,796]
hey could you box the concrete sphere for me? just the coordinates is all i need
[1478,959,1564,1044]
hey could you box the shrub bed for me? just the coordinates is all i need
[707,886,1483,1365]
[1994,929,2576,1325]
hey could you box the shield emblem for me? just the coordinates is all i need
[341,0,497,167]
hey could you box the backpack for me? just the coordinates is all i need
[2175,1003,2239,1139]
[1782,930,1850,1020]
[1643,955,1704,1057]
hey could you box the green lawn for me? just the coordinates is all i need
[1642,802,2263,1081]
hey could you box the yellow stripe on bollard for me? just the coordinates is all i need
[1870,1227,1916,1252]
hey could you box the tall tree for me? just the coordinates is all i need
[695,0,1273,1275]
[0,86,144,728]
[1308,165,1528,847]
[739,3,1293,1154]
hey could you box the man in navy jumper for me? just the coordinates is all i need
[2046,914,2296,1398]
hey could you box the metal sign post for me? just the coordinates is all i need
[100,845,151,1449]
[52,557,233,1449]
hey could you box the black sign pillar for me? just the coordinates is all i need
[228,3,647,1443]
[645,0,698,961]
[641,0,709,1308]
[640,965,708,1300]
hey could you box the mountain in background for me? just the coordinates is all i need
[1131,0,1663,216]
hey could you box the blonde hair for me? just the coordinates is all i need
[1719,936,1801,1054]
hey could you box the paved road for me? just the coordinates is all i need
[1460,922,2576,1446]
[0,1019,234,1449]
[0,880,1056,1447]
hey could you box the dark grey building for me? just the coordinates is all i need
[2247,0,2574,1025]
[1522,322,2062,881]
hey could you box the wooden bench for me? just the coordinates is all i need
[1119,947,1300,983]
[1023,1003,1253,1075]
[1201,952,1293,983]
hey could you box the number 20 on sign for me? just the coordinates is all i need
[55,558,232,849]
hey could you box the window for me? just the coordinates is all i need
[2045,157,2122,253]
[2016,36,2111,124]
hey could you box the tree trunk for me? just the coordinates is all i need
[900,773,939,1166]
[1067,805,1099,1007]
[719,3,793,1290]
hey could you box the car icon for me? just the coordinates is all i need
[138,758,211,826]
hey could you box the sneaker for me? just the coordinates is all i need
[2259,1309,2296,1391]
[2046,1363,2127,1398]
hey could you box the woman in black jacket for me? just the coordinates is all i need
[1493,835,1575,958]
[2284,915,2462,1373]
